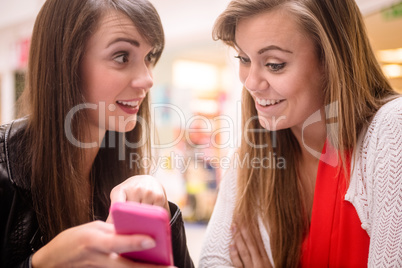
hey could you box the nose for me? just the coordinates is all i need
[131,63,153,92]
[243,65,269,92]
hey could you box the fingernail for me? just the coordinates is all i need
[141,239,156,249]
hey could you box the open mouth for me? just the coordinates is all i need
[256,97,284,107]
[116,100,141,115]
[116,100,139,108]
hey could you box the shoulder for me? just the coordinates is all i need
[0,120,16,182]
[368,97,402,135]
[363,96,402,177]
[0,124,9,163]
[360,97,402,157]
[375,96,402,116]
[0,117,28,148]
[0,122,13,193]
[0,117,29,188]
[360,96,402,176]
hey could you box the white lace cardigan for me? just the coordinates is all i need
[199,97,402,268]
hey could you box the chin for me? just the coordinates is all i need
[258,117,285,131]
[120,122,137,133]
[258,116,273,131]
[114,114,138,133]
[124,122,137,132]
[107,121,137,133]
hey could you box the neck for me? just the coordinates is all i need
[291,108,327,165]
[82,126,106,181]
[291,108,327,219]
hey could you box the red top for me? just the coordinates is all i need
[300,142,370,267]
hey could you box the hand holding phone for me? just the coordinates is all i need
[111,201,173,265]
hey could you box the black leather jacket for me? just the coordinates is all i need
[0,118,194,268]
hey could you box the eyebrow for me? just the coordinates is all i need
[258,45,293,54]
[107,37,140,48]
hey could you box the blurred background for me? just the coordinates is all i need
[1,0,402,265]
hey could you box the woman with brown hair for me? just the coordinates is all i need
[0,0,193,267]
[200,0,402,267]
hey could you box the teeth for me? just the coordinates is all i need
[256,98,282,107]
[117,100,139,107]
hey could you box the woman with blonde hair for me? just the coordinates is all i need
[0,0,193,267]
[200,0,402,267]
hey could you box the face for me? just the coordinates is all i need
[81,10,156,139]
[235,8,325,133]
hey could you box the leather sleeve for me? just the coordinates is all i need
[0,122,40,268]
[0,175,38,268]
[169,202,195,268]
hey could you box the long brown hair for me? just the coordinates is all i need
[213,0,397,266]
[19,0,164,243]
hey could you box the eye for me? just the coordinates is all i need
[145,52,157,65]
[234,55,250,64]
[114,53,129,64]
[266,63,286,72]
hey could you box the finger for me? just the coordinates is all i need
[106,214,113,224]
[76,221,151,247]
[87,220,115,233]
[239,226,261,265]
[249,225,272,266]
[110,186,128,204]
[103,234,156,253]
[232,226,253,267]
[111,177,148,204]
[229,243,244,268]
[141,188,166,207]
[124,178,167,208]
[108,188,128,225]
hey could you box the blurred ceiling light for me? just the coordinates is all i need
[378,48,402,64]
[173,60,219,92]
[382,64,402,78]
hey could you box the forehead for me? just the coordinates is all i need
[88,10,150,47]
[235,8,309,52]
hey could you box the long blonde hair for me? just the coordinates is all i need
[213,0,396,266]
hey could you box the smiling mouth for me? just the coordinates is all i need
[256,97,284,107]
[116,100,139,108]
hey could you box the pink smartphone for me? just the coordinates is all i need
[111,201,173,265]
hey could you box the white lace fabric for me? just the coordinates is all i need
[347,97,402,267]
[199,97,402,268]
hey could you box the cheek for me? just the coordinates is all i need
[276,73,307,98]
[82,64,120,102]
[82,66,103,102]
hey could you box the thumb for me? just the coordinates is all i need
[107,192,127,224]
[106,214,114,224]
